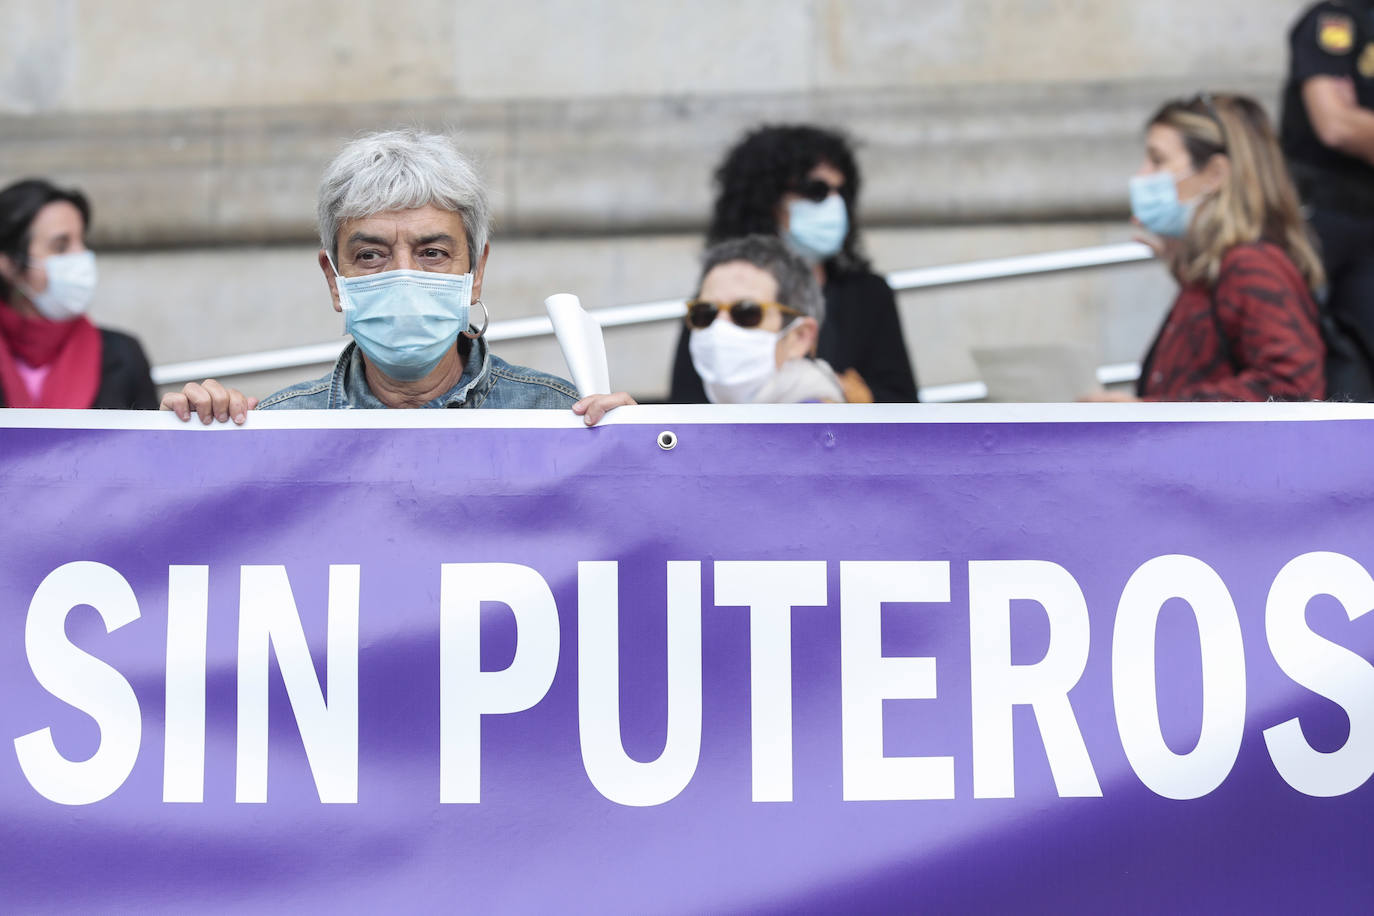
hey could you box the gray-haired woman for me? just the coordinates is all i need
[163,130,633,425]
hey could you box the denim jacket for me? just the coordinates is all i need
[257,338,578,410]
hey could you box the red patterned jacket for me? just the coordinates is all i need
[1137,242,1325,401]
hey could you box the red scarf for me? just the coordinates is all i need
[0,300,102,408]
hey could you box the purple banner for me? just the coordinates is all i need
[1,408,1371,913]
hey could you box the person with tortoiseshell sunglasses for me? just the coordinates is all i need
[668,125,918,405]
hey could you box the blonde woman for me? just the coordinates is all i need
[1089,93,1326,402]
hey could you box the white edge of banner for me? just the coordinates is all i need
[6,402,1374,431]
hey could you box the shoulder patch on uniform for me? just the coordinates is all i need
[1359,41,1374,77]
[1319,12,1355,55]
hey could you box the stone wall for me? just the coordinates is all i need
[3,2,1304,112]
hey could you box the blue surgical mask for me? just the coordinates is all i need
[1129,172,1196,239]
[783,194,849,262]
[331,263,474,381]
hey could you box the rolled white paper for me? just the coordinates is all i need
[544,293,611,397]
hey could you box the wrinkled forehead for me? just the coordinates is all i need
[336,205,468,250]
[699,259,781,304]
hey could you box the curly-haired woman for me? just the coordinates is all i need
[668,125,918,403]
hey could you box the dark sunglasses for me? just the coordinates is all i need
[685,299,801,329]
[793,178,843,203]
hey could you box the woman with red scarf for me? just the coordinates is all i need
[0,179,156,409]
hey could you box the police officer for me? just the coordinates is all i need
[1281,0,1374,398]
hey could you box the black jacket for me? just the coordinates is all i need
[669,268,919,403]
[0,328,158,409]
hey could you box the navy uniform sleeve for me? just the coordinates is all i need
[1291,2,1360,82]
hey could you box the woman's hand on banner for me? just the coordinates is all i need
[572,392,637,426]
[160,379,258,425]
[160,382,633,426]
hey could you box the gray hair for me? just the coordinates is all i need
[317,129,491,266]
[697,234,825,326]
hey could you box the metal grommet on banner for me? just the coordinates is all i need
[657,430,677,450]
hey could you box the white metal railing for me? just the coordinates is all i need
[150,242,1157,401]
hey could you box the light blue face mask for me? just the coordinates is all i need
[1129,171,1197,239]
[331,263,474,381]
[783,193,849,262]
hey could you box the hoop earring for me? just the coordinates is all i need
[462,299,489,339]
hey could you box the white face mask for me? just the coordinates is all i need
[21,250,99,321]
[689,319,788,404]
